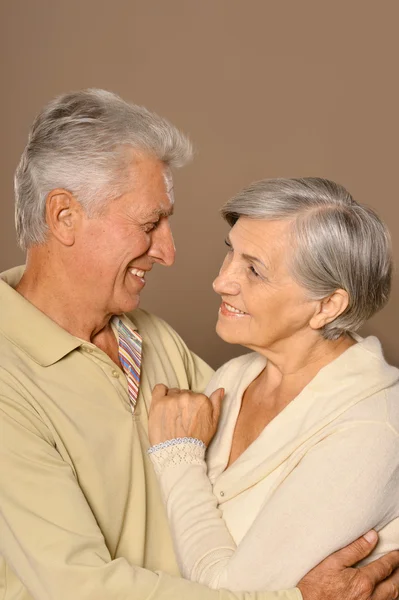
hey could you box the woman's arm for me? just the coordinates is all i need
[148,408,399,591]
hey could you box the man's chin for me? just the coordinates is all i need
[113,294,141,316]
[126,297,141,313]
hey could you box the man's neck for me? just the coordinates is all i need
[16,248,113,342]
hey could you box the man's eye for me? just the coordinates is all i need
[224,239,232,251]
[145,221,159,232]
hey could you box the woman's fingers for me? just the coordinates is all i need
[209,388,225,429]
[151,383,169,401]
[149,385,223,446]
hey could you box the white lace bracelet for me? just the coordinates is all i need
[147,437,206,454]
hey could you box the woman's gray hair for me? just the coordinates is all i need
[15,89,193,249]
[222,177,392,340]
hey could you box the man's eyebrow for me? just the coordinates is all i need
[226,234,269,270]
[142,206,174,220]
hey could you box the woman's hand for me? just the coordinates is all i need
[149,384,225,447]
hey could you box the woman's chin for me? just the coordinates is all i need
[216,320,242,345]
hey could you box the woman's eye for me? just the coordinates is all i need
[249,265,260,277]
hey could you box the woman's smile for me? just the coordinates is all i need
[219,301,248,317]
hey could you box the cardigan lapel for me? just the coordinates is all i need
[208,336,399,502]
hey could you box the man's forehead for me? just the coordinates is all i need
[163,166,175,205]
[163,166,173,189]
[123,159,175,219]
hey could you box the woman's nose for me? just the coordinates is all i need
[212,271,241,296]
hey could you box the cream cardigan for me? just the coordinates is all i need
[149,336,399,591]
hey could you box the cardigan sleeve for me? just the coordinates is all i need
[148,420,399,591]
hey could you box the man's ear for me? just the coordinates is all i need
[309,289,349,331]
[45,189,83,246]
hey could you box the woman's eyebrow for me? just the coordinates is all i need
[242,253,269,271]
[226,234,269,270]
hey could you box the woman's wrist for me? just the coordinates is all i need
[147,437,206,476]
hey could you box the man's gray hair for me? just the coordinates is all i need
[222,177,392,340]
[15,89,193,249]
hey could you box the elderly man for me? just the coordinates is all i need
[0,89,398,600]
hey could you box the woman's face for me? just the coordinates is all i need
[213,217,319,354]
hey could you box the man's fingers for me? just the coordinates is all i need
[361,550,399,588]
[329,531,379,568]
[209,388,225,426]
[371,566,399,600]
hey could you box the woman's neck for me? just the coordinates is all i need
[226,333,356,468]
[258,333,356,401]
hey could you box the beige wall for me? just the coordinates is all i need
[1,0,398,368]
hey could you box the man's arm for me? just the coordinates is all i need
[0,393,296,600]
[298,531,399,600]
[1,394,398,600]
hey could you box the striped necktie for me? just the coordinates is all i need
[116,317,142,413]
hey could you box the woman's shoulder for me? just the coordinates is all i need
[334,379,399,437]
[205,352,265,395]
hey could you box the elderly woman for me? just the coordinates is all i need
[147,177,399,591]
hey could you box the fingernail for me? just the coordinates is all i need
[364,530,378,543]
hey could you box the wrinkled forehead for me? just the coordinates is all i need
[232,217,292,250]
[231,217,295,271]
[163,166,175,205]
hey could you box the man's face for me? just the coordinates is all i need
[74,155,175,316]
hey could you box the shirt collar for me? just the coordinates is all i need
[0,266,83,367]
[0,266,140,367]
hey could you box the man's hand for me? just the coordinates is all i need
[149,385,224,446]
[298,530,399,600]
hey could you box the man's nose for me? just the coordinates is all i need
[148,220,176,266]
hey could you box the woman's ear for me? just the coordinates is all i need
[45,189,83,246]
[309,289,349,331]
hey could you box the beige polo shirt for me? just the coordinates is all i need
[0,267,301,600]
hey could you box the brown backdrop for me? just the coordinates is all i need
[1,0,398,368]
